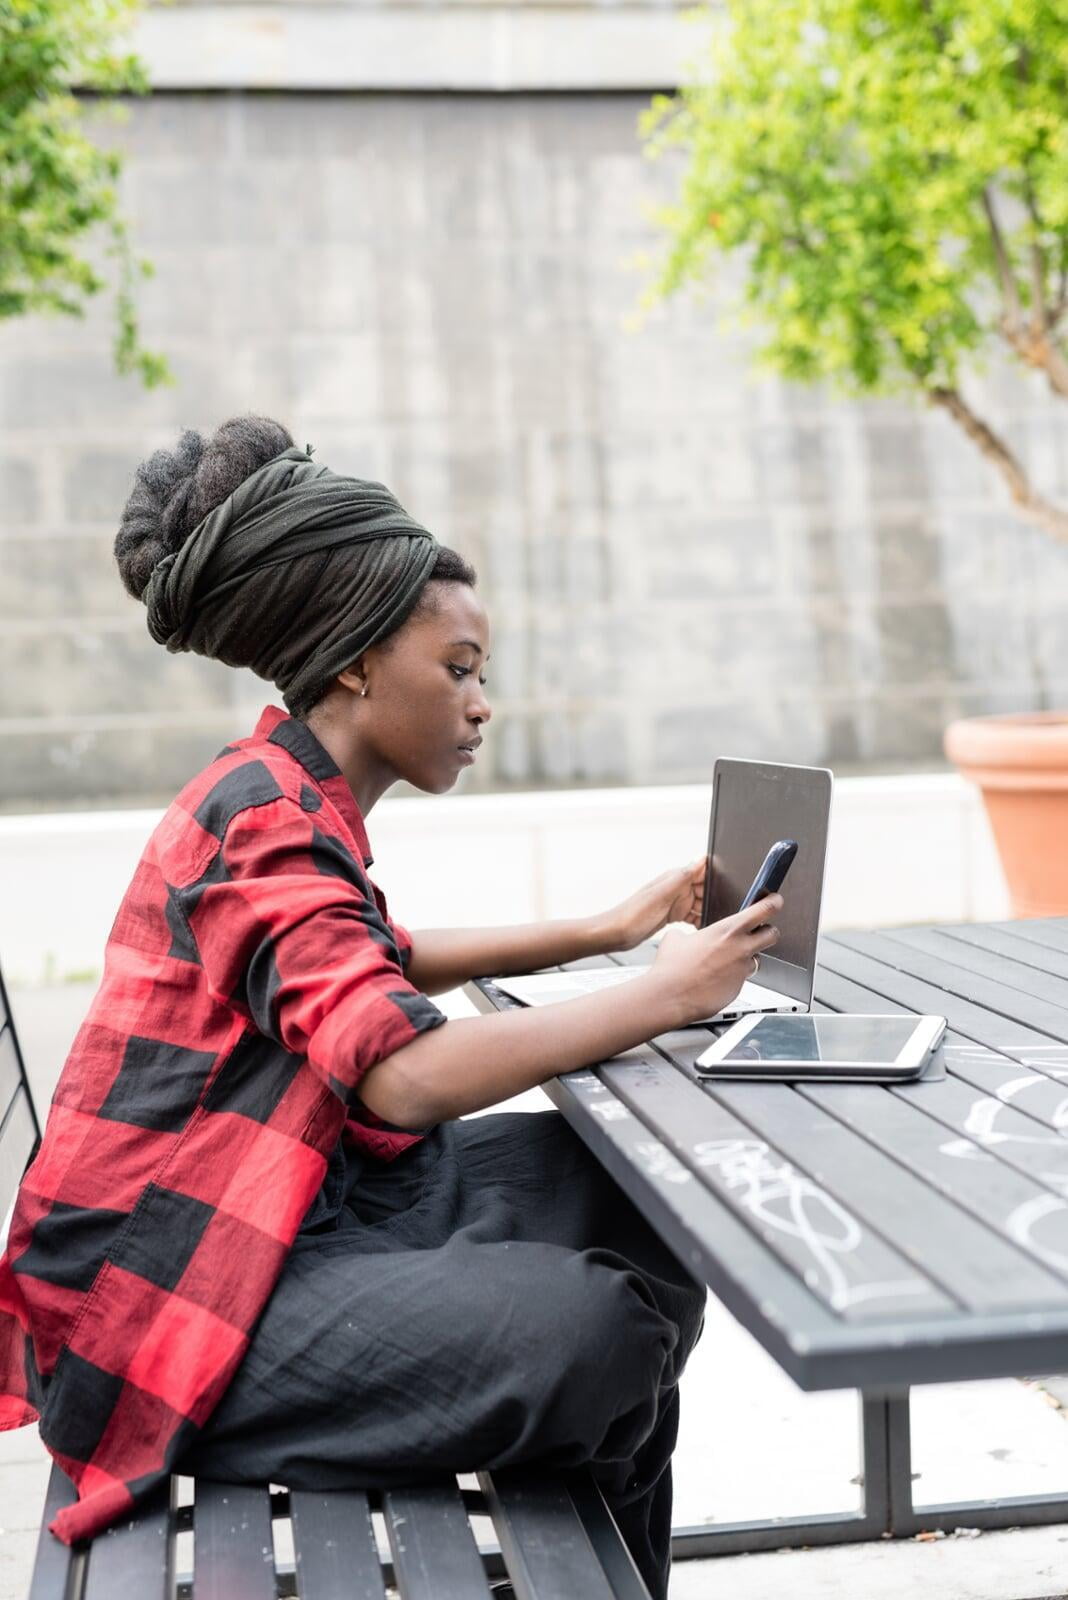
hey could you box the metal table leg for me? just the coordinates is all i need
[671,1390,892,1559]
[887,1388,1068,1538]
[672,1385,1068,1561]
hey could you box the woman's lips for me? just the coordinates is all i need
[457,737,482,766]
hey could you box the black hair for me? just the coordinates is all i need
[115,415,477,706]
[115,416,295,601]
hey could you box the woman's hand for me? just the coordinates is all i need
[645,895,783,1027]
[601,858,707,952]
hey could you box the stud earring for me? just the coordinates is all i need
[360,687,368,698]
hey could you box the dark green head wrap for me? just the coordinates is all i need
[141,445,438,715]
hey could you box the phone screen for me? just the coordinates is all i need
[717,1014,923,1065]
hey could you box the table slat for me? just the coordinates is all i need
[819,940,1068,1061]
[814,966,1068,1136]
[600,1044,952,1320]
[541,1059,851,1371]
[383,1483,490,1600]
[841,930,1068,1038]
[803,1079,1068,1284]
[891,927,1068,1009]
[938,923,1068,983]
[470,974,1068,1387]
[290,1488,387,1600]
[992,919,1068,957]
[706,1079,1068,1311]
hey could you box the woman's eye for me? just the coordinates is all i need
[449,664,487,686]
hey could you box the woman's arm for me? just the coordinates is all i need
[359,894,782,1128]
[404,919,613,993]
[405,859,707,993]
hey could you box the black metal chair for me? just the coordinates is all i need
[0,963,651,1600]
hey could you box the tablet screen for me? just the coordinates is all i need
[720,1014,921,1064]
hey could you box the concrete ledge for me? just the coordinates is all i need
[132,3,699,91]
[0,774,1008,985]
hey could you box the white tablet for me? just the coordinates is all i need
[695,1012,946,1081]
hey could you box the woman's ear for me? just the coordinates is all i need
[337,658,370,699]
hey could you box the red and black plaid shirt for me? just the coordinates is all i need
[0,707,445,1544]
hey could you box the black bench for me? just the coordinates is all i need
[0,965,651,1600]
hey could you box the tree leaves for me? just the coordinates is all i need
[0,0,169,386]
[641,0,1068,398]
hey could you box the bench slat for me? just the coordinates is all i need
[0,1090,37,1237]
[194,1480,276,1600]
[290,1487,387,1600]
[383,1483,491,1599]
[566,1473,653,1600]
[27,1466,78,1600]
[479,1469,624,1600]
[0,1026,22,1132]
[82,1481,171,1600]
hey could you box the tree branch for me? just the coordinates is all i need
[983,182,1068,400]
[982,186,1023,330]
[1022,170,1051,336]
[928,385,1068,543]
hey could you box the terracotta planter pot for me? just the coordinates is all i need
[944,712,1068,919]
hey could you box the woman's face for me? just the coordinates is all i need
[361,581,492,794]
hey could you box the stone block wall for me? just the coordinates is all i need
[3,90,1068,809]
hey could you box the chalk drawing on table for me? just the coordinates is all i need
[1005,1193,1068,1275]
[944,1045,1068,1127]
[691,1138,931,1312]
[590,1100,631,1122]
[937,1138,992,1162]
[960,1096,1068,1155]
[633,1140,691,1185]
[933,1096,1068,1195]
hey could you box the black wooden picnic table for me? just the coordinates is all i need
[469,918,1068,1559]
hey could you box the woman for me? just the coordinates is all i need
[0,416,781,1598]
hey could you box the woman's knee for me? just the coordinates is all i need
[505,1250,677,1463]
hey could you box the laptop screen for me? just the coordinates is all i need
[701,759,832,1005]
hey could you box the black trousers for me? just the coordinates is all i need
[182,1110,706,1599]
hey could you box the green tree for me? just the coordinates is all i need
[0,0,168,386]
[642,0,1068,539]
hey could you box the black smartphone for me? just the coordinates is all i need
[739,839,798,911]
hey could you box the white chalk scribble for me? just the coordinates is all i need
[691,1137,932,1312]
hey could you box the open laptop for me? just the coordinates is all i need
[494,758,833,1023]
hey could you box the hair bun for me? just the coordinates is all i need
[115,416,294,601]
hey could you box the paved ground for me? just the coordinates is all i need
[5,985,1068,1598]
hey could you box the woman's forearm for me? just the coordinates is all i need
[363,894,783,1129]
[358,972,679,1128]
[405,918,621,995]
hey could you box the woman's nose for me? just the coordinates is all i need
[470,686,491,724]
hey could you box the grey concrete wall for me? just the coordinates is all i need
[135,1,700,92]
[3,90,1068,810]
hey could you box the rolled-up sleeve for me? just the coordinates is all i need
[177,797,446,1105]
